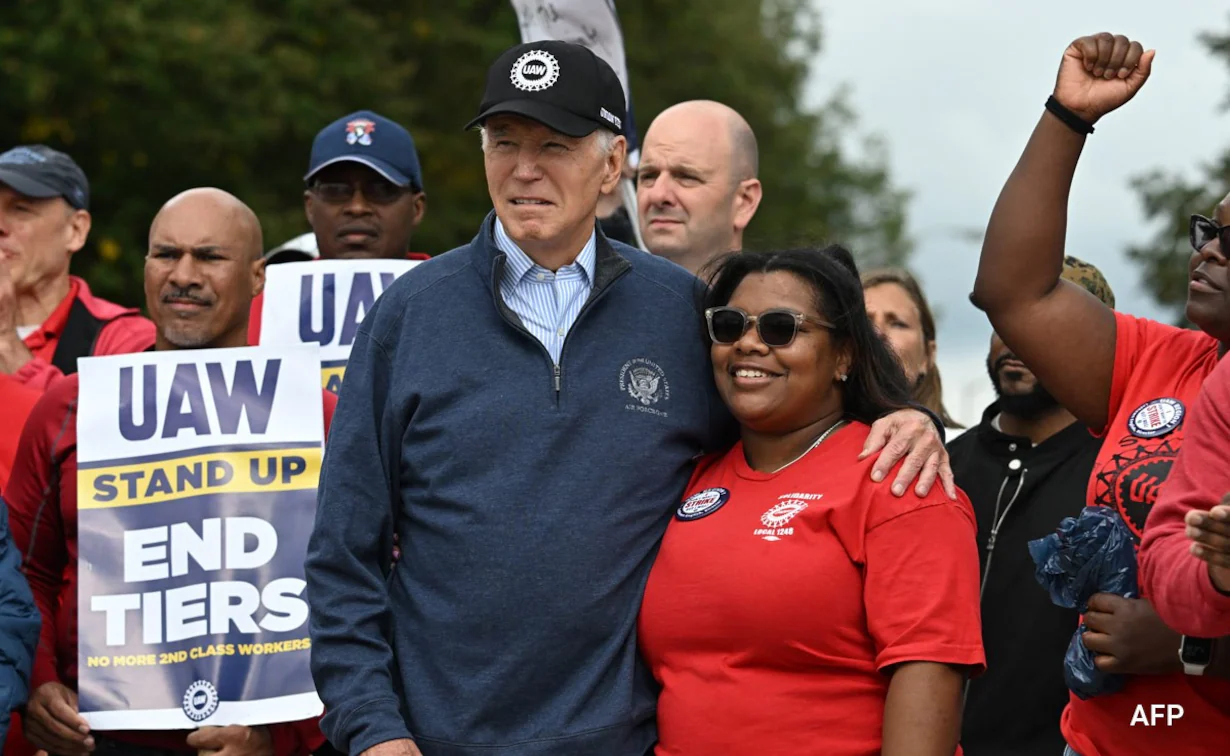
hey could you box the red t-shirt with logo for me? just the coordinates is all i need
[1060,311,1230,756]
[638,421,985,756]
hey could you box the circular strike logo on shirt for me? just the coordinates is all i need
[1127,397,1184,438]
[676,488,730,521]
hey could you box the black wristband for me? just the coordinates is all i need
[1045,95,1095,135]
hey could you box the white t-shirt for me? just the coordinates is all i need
[15,325,37,340]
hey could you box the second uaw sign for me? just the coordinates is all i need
[260,258,419,392]
[75,345,325,730]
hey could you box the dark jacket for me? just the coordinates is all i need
[948,402,1100,756]
[306,214,732,756]
[0,496,39,745]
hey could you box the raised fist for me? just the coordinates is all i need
[1053,32,1155,124]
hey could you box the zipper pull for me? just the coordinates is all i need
[554,364,561,393]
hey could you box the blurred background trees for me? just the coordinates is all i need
[0,0,909,306]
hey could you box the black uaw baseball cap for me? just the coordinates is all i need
[465,40,626,138]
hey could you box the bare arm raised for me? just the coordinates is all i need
[971,33,1155,430]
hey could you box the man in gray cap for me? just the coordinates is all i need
[0,145,154,392]
[307,40,948,756]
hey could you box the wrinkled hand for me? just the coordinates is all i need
[1082,593,1181,675]
[185,725,272,756]
[1054,32,1155,124]
[24,682,93,755]
[859,409,955,499]
[361,739,424,756]
[1185,496,1230,593]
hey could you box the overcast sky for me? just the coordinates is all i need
[807,1,1230,427]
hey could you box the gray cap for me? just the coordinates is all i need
[0,145,89,210]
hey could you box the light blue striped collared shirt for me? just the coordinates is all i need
[494,218,596,364]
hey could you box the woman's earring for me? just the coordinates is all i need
[838,373,848,382]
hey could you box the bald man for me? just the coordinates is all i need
[4,188,332,756]
[636,100,762,275]
[146,188,265,351]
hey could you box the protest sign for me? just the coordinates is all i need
[260,258,419,392]
[75,345,325,730]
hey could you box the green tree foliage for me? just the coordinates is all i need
[1128,27,1230,323]
[0,0,909,307]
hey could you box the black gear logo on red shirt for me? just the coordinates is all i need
[1092,439,1179,540]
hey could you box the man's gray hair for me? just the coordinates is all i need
[480,126,617,156]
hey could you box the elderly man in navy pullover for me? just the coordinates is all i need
[306,41,952,756]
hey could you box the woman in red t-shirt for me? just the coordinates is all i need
[973,31,1230,756]
[638,246,985,756]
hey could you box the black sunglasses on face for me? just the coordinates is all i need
[1190,214,1230,255]
[311,179,410,206]
[705,306,834,348]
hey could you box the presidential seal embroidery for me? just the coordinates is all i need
[676,488,730,521]
[1127,398,1184,439]
[619,358,670,417]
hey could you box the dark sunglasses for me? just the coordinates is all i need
[705,306,834,347]
[310,179,411,205]
[1190,214,1230,254]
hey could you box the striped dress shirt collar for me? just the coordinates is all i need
[494,218,597,287]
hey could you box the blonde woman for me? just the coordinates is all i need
[862,268,964,436]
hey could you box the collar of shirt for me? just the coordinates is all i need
[21,276,82,354]
[494,218,596,289]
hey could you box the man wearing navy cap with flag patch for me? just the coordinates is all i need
[307,40,948,756]
[300,110,427,263]
[249,111,429,342]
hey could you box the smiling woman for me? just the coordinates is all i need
[639,246,985,756]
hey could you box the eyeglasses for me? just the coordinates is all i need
[705,306,834,347]
[310,179,411,206]
[1190,214,1230,254]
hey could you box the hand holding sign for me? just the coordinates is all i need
[186,724,272,755]
[1053,33,1154,124]
[24,682,93,756]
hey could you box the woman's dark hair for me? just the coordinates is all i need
[699,246,914,426]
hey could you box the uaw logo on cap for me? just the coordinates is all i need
[1127,397,1184,439]
[182,679,220,722]
[345,119,375,146]
[510,50,561,92]
[677,487,730,521]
